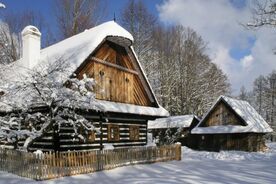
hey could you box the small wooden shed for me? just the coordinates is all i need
[148,115,200,146]
[191,96,273,152]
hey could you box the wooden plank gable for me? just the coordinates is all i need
[93,41,135,69]
[200,101,246,127]
[76,40,153,107]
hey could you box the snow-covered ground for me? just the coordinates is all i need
[1,143,276,184]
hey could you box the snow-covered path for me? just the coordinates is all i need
[1,143,276,184]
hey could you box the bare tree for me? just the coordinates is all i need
[151,25,179,114]
[3,10,45,35]
[54,0,107,40]
[239,86,248,100]
[4,10,56,48]
[0,10,48,64]
[268,71,276,126]
[253,75,269,117]
[120,0,230,117]
[120,0,157,71]
[0,22,20,64]
[152,25,230,116]
[248,0,276,28]
[244,71,276,135]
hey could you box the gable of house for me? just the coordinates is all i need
[199,100,245,127]
[76,40,154,106]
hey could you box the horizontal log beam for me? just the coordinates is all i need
[90,57,138,75]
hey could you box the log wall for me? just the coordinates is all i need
[188,133,266,152]
[0,116,148,152]
[27,120,148,152]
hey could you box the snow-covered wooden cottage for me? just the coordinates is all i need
[0,21,169,152]
[148,115,199,146]
[191,96,272,152]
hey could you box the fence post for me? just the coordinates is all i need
[0,144,181,180]
[175,143,182,161]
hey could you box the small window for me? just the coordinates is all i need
[99,70,105,76]
[108,124,120,141]
[129,125,139,141]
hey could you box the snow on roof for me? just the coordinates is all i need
[2,21,134,83]
[22,25,41,36]
[0,98,169,117]
[192,96,273,134]
[39,21,133,75]
[0,21,168,117]
[148,115,197,129]
[8,21,133,81]
[96,100,169,117]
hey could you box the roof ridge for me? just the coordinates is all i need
[41,21,127,54]
[221,95,250,104]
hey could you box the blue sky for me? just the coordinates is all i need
[1,0,275,94]
[158,0,276,94]
[0,0,162,26]
[0,0,162,43]
[229,36,255,61]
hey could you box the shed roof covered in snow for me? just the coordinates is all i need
[191,96,273,134]
[148,115,199,129]
[0,21,169,117]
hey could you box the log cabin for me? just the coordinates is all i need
[190,96,272,152]
[148,115,199,146]
[0,21,169,152]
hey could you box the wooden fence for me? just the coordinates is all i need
[0,144,181,180]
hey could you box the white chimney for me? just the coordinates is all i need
[21,25,41,69]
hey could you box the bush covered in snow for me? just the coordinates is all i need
[0,59,101,151]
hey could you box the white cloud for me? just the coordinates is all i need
[241,55,254,69]
[157,0,276,94]
[212,46,235,74]
[0,3,5,9]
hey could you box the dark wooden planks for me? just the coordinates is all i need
[27,120,148,152]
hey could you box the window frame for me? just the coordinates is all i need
[129,125,140,141]
[108,124,120,141]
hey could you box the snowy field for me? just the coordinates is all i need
[1,143,276,184]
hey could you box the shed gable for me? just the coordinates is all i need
[76,40,154,107]
[200,100,246,127]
